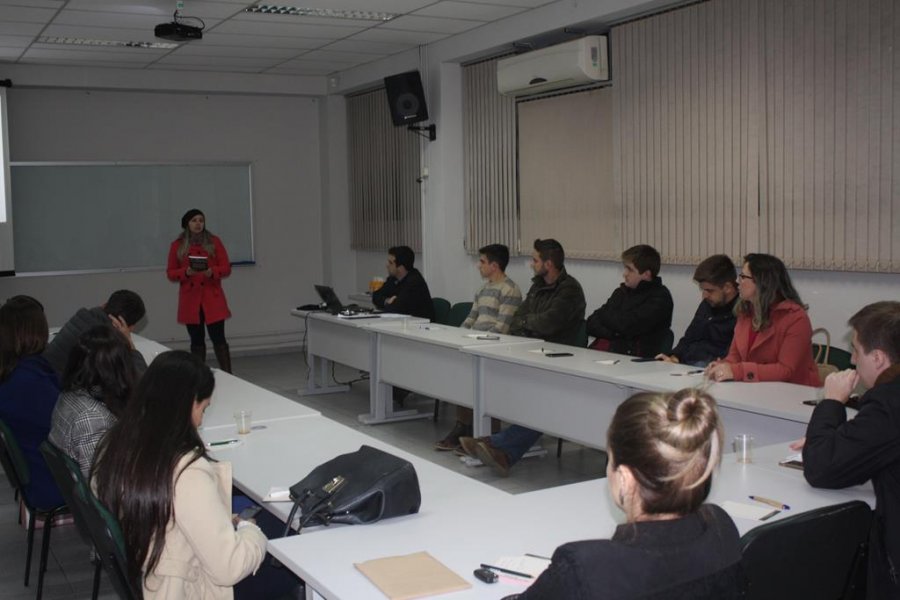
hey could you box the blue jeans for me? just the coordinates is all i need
[489,425,542,466]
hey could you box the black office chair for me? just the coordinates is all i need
[740,500,872,600]
[40,441,139,600]
[40,442,103,600]
[0,418,68,600]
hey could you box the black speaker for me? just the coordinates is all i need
[384,70,429,126]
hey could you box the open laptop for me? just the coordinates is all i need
[314,285,379,317]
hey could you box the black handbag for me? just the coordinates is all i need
[283,445,421,534]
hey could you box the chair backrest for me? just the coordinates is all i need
[573,320,589,348]
[0,417,30,491]
[812,327,854,370]
[447,302,473,327]
[40,441,138,600]
[40,441,93,544]
[740,500,872,600]
[432,298,452,325]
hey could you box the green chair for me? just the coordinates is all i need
[447,302,473,327]
[432,298,451,325]
[40,441,138,600]
[0,419,68,600]
[573,320,589,348]
[40,442,103,600]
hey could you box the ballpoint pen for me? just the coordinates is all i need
[208,439,240,447]
[749,495,790,510]
[480,563,532,579]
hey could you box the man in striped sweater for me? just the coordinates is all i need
[434,244,522,451]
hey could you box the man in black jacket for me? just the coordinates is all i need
[657,254,738,366]
[803,301,900,599]
[372,245,434,320]
[586,244,673,357]
[43,289,147,377]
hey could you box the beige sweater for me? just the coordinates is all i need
[142,454,267,600]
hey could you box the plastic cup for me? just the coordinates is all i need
[733,434,754,463]
[234,410,253,435]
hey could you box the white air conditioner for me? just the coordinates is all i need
[497,35,609,97]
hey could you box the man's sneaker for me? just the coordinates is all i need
[473,439,511,477]
[434,421,472,451]
[458,436,490,458]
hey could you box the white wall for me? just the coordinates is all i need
[328,0,900,354]
[1,87,323,351]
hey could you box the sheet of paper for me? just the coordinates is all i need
[495,555,551,578]
[594,359,620,365]
[721,500,779,521]
[355,551,470,600]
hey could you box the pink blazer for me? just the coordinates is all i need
[724,300,820,386]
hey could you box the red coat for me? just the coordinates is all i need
[724,300,820,386]
[167,235,232,325]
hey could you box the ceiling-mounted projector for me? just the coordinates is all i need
[154,21,202,41]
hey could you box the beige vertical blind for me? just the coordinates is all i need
[759,0,899,272]
[347,88,422,252]
[613,0,763,265]
[462,56,518,254]
[518,88,619,258]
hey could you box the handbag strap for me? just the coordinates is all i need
[812,327,831,365]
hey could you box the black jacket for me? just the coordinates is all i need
[803,365,900,599]
[515,504,744,600]
[371,268,435,320]
[670,296,738,366]
[586,277,674,357]
[43,307,147,378]
[508,268,586,346]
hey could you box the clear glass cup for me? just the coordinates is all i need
[234,410,253,435]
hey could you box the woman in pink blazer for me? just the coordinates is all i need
[706,253,820,386]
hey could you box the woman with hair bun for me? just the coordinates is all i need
[514,389,743,600]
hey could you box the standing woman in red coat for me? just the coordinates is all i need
[167,209,233,373]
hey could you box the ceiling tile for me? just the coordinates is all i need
[63,0,244,20]
[255,0,435,12]
[322,38,413,55]
[53,9,221,30]
[0,46,25,60]
[147,62,263,73]
[412,1,527,21]
[233,10,374,29]
[296,49,377,63]
[171,44,301,59]
[0,21,43,35]
[0,34,31,49]
[0,5,57,23]
[199,31,322,49]
[155,53,280,69]
[211,19,363,39]
[458,0,556,6]
[350,28,447,45]
[42,24,171,43]
[23,46,160,63]
[0,0,63,8]
[381,14,484,34]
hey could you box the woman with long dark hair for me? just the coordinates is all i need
[92,351,266,598]
[0,295,64,508]
[706,253,819,386]
[49,325,139,475]
[513,389,742,599]
[167,208,233,372]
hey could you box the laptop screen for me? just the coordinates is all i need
[314,285,343,313]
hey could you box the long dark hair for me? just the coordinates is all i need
[92,350,215,591]
[61,325,138,418]
[736,253,805,331]
[0,295,49,382]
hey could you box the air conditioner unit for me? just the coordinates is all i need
[497,35,609,97]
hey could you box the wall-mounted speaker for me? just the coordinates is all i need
[384,70,429,126]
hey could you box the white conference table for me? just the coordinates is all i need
[364,321,539,426]
[132,334,320,430]
[200,414,508,525]
[461,341,819,448]
[266,438,875,600]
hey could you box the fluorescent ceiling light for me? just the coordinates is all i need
[38,36,178,49]
[244,4,399,21]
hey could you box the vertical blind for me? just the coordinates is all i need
[463,0,898,272]
[518,88,619,259]
[347,88,422,252]
[462,56,518,254]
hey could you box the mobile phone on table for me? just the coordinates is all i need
[630,357,657,362]
[545,352,573,357]
[778,459,804,471]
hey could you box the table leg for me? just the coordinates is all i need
[298,353,350,396]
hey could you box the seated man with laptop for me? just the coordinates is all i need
[372,245,435,320]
